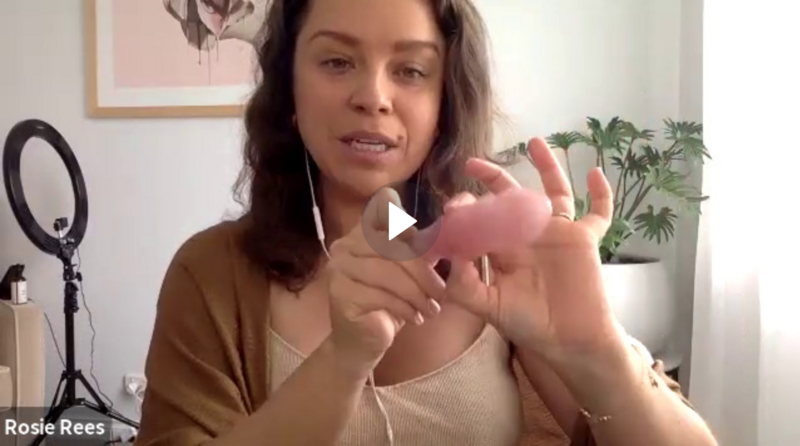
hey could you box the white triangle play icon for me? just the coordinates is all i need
[388,202,417,240]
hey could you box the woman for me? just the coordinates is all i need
[135,0,718,445]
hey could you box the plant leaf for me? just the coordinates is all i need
[620,121,655,143]
[574,197,586,220]
[633,205,678,244]
[640,144,662,166]
[664,119,710,162]
[587,117,603,138]
[625,152,650,178]
[495,141,529,164]
[547,132,582,151]
[581,117,626,153]
[599,217,635,262]
[646,166,706,211]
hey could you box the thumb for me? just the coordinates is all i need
[415,191,478,263]
[445,257,496,321]
[361,186,420,257]
[364,186,404,233]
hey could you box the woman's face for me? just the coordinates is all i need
[293,0,445,199]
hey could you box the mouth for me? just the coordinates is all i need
[339,131,399,153]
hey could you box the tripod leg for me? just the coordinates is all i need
[76,370,109,411]
[47,372,66,411]
[77,371,141,429]
[35,372,68,432]
[82,399,141,429]
[30,400,68,446]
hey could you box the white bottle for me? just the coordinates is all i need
[11,278,27,305]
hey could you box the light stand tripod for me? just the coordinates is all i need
[32,218,139,446]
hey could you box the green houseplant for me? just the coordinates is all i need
[498,117,710,360]
[499,117,710,263]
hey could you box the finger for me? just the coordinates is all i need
[411,192,478,263]
[363,186,404,232]
[398,256,447,303]
[527,137,575,216]
[445,257,497,322]
[341,255,443,318]
[444,192,478,213]
[348,242,447,302]
[578,167,614,237]
[464,158,521,194]
[332,273,423,326]
[360,186,420,252]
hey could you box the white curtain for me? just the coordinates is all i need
[689,2,800,446]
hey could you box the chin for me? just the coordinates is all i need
[350,172,397,198]
[333,166,406,200]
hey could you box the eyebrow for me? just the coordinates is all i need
[308,30,441,55]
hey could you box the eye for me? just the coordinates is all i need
[321,57,353,73]
[399,66,426,79]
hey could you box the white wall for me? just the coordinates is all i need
[675,0,705,391]
[0,0,697,422]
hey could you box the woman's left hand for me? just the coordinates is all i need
[444,137,626,366]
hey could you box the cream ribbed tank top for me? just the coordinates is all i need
[269,325,523,445]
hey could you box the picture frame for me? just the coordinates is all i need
[84,0,268,118]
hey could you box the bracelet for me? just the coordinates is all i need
[578,340,661,426]
[579,407,613,425]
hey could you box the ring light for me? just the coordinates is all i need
[3,119,89,255]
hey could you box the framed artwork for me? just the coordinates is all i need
[85,0,270,118]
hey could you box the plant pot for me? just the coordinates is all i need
[601,255,675,357]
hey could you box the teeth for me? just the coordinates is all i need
[350,140,389,152]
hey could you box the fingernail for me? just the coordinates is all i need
[414,312,425,325]
[428,298,441,316]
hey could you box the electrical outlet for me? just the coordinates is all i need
[123,373,147,396]
[111,423,138,444]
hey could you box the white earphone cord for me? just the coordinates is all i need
[304,149,394,445]
[305,149,331,259]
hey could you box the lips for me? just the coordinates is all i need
[340,131,399,153]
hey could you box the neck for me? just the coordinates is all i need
[319,178,368,245]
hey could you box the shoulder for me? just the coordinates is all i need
[172,218,247,271]
[170,217,263,283]
[161,217,270,314]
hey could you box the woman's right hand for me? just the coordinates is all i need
[326,187,446,379]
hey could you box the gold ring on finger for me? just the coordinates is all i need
[553,212,574,222]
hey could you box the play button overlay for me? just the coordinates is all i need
[388,202,416,240]
[362,181,442,262]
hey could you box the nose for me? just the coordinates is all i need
[348,68,393,116]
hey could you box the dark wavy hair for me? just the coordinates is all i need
[234,0,497,291]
